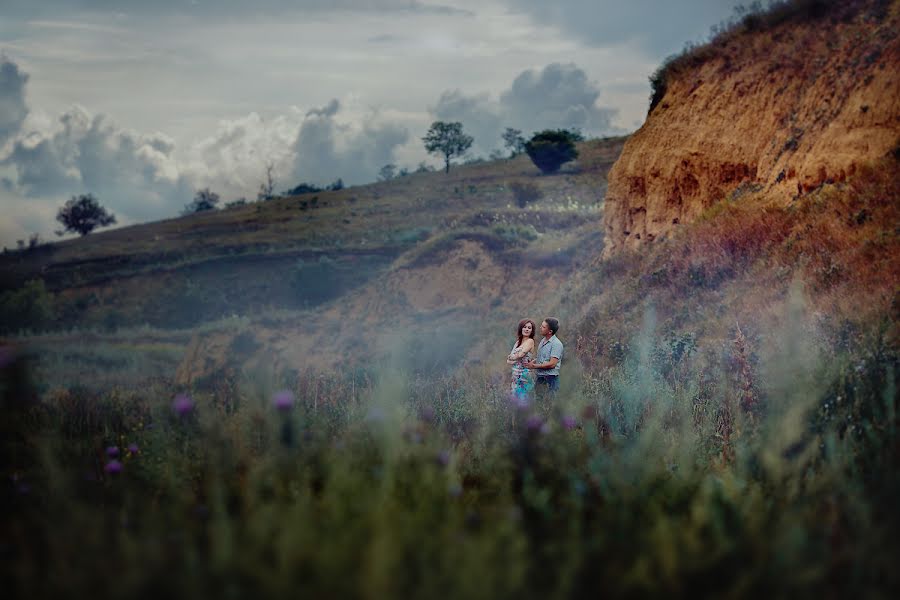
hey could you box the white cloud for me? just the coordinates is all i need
[291,99,410,186]
[0,57,29,145]
[431,62,618,154]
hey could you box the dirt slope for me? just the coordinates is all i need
[603,0,900,256]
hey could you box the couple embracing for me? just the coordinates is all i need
[506,317,564,402]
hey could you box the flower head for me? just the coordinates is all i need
[272,390,295,412]
[127,443,139,455]
[104,460,123,475]
[435,450,451,468]
[561,415,578,431]
[105,445,119,458]
[526,414,544,433]
[172,393,194,416]
[419,405,436,423]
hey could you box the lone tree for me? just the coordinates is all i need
[378,164,397,182]
[524,129,581,174]
[56,194,116,236]
[502,127,526,158]
[183,188,220,214]
[423,121,473,173]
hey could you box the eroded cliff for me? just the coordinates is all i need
[603,0,899,256]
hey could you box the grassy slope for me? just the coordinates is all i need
[4,138,625,390]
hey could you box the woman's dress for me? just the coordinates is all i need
[509,343,534,401]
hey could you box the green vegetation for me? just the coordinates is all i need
[183,188,221,214]
[3,309,897,597]
[525,130,581,174]
[0,279,55,334]
[502,127,526,158]
[55,193,117,236]
[423,121,474,173]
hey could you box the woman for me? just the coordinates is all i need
[507,319,536,402]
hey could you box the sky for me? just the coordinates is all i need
[0,0,740,247]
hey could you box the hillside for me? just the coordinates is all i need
[3,2,898,394]
[565,0,898,373]
[603,0,899,256]
[1,139,625,389]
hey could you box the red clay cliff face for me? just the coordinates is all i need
[603,0,900,256]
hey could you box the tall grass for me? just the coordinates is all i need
[3,302,897,598]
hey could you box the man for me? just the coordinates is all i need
[526,318,564,394]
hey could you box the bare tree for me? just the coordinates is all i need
[258,161,276,201]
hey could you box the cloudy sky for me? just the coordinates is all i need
[0,0,739,247]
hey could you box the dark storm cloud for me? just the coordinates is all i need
[291,99,409,186]
[431,63,617,154]
[0,58,29,145]
[503,0,738,57]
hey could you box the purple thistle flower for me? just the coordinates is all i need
[104,460,123,475]
[172,393,194,416]
[0,345,14,369]
[526,414,544,433]
[272,390,295,412]
[420,405,436,423]
[106,445,119,458]
[127,443,139,454]
[561,415,578,431]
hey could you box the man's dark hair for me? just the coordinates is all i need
[544,317,560,335]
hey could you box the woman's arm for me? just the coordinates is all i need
[508,339,534,362]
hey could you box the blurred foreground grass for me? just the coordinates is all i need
[2,315,898,599]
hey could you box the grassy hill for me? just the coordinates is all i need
[1,137,625,390]
[3,2,898,596]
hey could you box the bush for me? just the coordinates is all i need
[183,188,220,214]
[56,194,117,236]
[0,279,55,333]
[524,130,580,174]
[508,182,543,208]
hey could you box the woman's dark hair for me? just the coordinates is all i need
[543,317,560,335]
[517,319,536,348]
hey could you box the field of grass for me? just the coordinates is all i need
[3,303,897,598]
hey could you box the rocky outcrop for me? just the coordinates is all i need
[603,0,900,256]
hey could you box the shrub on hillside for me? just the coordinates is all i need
[0,279,55,333]
[183,188,220,214]
[508,182,543,208]
[56,194,117,236]
[524,130,580,174]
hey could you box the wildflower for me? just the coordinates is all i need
[561,415,578,431]
[526,414,544,433]
[104,460,123,475]
[435,450,450,468]
[0,345,13,369]
[272,390,295,412]
[105,445,120,458]
[172,393,194,416]
[419,405,436,423]
[127,443,139,455]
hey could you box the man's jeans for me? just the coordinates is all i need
[535,375,559,393]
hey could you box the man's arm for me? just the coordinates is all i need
[527,356,558,370]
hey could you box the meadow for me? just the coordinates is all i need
[3,300,897,599]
